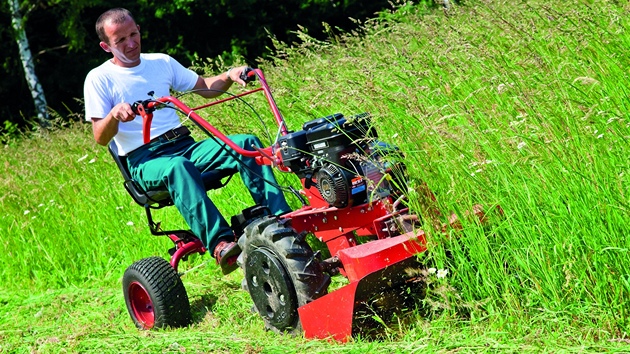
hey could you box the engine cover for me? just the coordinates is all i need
[314,143,407,209]
[315,164,366,208]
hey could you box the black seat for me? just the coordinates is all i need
[108,141,235,208]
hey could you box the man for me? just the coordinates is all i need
[84,8,291,274]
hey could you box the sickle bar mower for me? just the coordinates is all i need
[114,68,436,341]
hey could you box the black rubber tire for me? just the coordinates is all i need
[122,256,192,329]
[240,217,330,335]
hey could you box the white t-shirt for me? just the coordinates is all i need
[84,53,199,155]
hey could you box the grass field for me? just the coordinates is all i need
[1,1,629,352]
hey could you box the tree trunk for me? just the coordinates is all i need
[8,0,50,127]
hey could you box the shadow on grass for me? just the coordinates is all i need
[189,293,219,324]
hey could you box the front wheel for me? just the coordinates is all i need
[240,217,330,335]
[122,256,192,329]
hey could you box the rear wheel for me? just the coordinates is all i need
[240,217,330,335]
[122,256,192,329]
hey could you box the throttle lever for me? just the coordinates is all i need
[131,92,157,115]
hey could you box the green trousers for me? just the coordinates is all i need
[126,133,291,251]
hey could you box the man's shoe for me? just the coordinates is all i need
[213,240,241,275]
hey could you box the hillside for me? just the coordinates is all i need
[1,1,629,352]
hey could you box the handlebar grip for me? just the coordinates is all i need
[131,101,142,115]
[131,97,159,116]
[240,68,257,83]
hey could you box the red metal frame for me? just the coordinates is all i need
[167,234,206,271]
[298,232,426,341]
[134,69,428,341]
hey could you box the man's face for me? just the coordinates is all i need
[99,16,141,67]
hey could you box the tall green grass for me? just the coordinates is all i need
[267,0,630,330]
[1,0,629,351]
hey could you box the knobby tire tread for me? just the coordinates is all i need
[123,256,192,329]
[243,217,331,334]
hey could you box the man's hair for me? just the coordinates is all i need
[95,8,136,44]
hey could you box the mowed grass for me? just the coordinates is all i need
[1,1,629,352]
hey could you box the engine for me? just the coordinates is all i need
[278,113,406,208]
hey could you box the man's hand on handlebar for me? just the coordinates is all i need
[226,66,256,87]
[111,102,136,122]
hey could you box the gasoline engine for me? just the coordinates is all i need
[278,113,406,208]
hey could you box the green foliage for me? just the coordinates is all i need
[1,0,629,351]
[1,0,397,127]
[0,120,20,144]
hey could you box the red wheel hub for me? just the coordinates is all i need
[128,281,155,328]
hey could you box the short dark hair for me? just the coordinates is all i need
[95,8,136,44]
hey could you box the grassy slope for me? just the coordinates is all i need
[1,1,629,352]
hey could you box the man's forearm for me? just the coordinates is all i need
[196,74,233,98]
[91,114,119,146]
